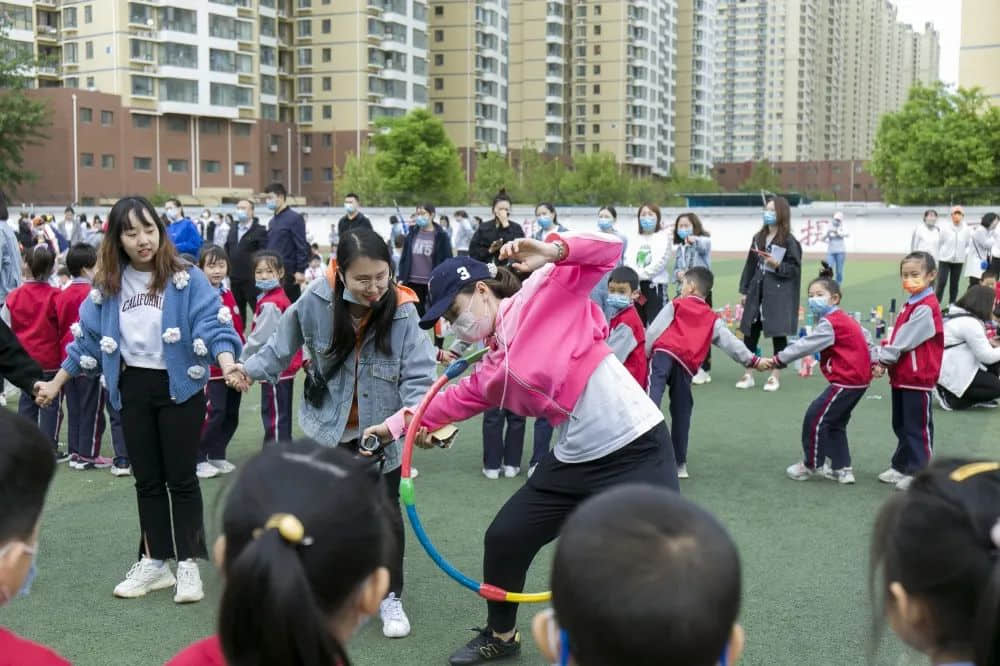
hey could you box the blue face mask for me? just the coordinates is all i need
[677,228,691,240]
[414,216,430,228]
[808,295,833,317]
[235,210,248,223]
[763,211,777,226]
[256,278,280,292]
[265,200,278,211]
[606,293,631,312]
[598,218,614,232]
[537,216,553,229]
[639,217,657,232]
[341,284,372,308]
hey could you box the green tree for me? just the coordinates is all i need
[370,109,466,205]
[0,26,52,193]
[335,149,385,205]
[559,153,626,206]
[737,161,782,193]
[472,151,517,204]
[872,83,1000,204]
[515,146,563,203]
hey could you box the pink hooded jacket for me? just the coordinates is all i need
[386,232,620,438]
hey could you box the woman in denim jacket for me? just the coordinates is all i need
[236,228,437,641]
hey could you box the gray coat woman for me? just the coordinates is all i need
[736,197,802,391]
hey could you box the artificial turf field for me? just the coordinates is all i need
[2,256,994,666]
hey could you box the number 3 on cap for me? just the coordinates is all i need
[456,266,471,281]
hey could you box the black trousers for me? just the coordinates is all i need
[939,370,1000,410]
[935,261,963,305]
[64,374,105,459]
[406,281,443,347]
[702,290,713,370]
[338,439,405,596]
[890,388,933,475]
[483,421,677,632]
[230,278,257,326]
[120,368,208,561]
[530,419,556,467]
[647,352,694,465]
[482,408,527,470]
[199,380,242,462]
[800,385,866,470]
[282,274,301,303]
[743,319,788,357]
[637,281,666,327]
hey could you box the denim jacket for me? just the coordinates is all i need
[0,221,23,304]
[243,276,437,472]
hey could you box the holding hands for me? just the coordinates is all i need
[223,362,252,392]
[872,364,886,379]
[756,357,775,372]
[34,380,59,407]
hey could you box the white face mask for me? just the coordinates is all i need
[452,292,495,342]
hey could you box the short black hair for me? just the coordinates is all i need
[66,242,98,277]
[344,192,360,202]
[608,266,639,291]
[923,209,938,220]
[455,209,468,218]
[165,197,183,210]
[683,266,714,297]
[264,183,287,198]
[0,410,57,543]
[419,202,436,217]
[552,485,741,666]
[64,206,74,214]
[901,251,937,275]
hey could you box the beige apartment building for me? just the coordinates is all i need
[959,0,1000,102]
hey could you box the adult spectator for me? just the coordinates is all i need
[397,202,452,334]
[164,198,203,257]
[59,207,83,246]
[935,204,968,306]
[823,211,848,284]
[735,196,802,393]
[264,182,309,302]
[469,189,524,266]
[451,209,475,257]
[624,202,672,325]
[0,193,22,304]
[225,199,268,324]
[32,215,66,255]
[213,213,232,249]
[336,192,372,239]
[965,212,997,287]
[911,209,940,260]
[935,285,1000,410]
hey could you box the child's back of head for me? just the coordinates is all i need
[537,484,743,666]
[217,439,394,666]
[24,245,54,282]
[65,243,97,278]
[683,266,714,298]
[870,458,1000,666]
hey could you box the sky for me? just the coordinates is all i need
[894,0,962,85]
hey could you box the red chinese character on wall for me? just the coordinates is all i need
[797,218,830,247]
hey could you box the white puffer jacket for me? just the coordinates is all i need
[938,306,1000,396]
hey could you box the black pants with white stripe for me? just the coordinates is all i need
[800,385,866,470]
[890,388,933,475]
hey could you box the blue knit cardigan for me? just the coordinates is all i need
[61,265,243,410]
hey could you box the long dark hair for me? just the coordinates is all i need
[325,229,398,368]
[869,459,1000,666]
[218,440,393,666]
[96,196,183,295]
[25,245,54,280]
[954,285,996,321]
[753,196,792,249]
[673,212,708,244]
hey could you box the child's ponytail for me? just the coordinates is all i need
[809,261,841,298]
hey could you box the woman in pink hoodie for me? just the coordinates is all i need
[366,233,677,665]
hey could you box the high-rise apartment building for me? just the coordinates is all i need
[674,0,716,176]
[960,0,1000,102]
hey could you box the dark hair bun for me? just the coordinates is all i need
[818,261,834,280]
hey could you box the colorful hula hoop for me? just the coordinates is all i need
[399,349,552,604]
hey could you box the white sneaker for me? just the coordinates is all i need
[734,374,755,390]
[173,559,204,604]
[528,464,537,478]
[692,369,711,385]
[410,467,419,479]
[786,461,814,481]
[931,387,952,411]
[763,376,780,392]
[379,593,411,638]
[196,462,220,479]
[503,465,520,478]
[676,463,689,479]
[878,468,908,485]
[482,468,500,480]
[208,459,236,474]
[895,475,914,491]
[113,557,175,598]
[110,461,132,477]
[821,465,856,484]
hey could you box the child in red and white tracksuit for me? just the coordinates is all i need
[772,269,876,485]
[605,266,648,388]
[645,267,759,478]
[4,246,63,453]
[241,252,301,445]
[875,252,944,490]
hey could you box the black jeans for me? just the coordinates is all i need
[935,261,963,305]
[939,370,1000,410]
[483,421,676,632]
[637,281,666,327]
[405,282,443,347]
[282,274,301,303]
[120,367,208,561]
[742,319,787,358]
[230,278,257,325]
[338,439,405,596]
[482,408,526,470]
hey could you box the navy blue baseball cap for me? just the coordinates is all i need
[419,257,496,329]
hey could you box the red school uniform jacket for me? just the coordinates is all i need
[210,288,246,380]
[55,279,92,362]
[649,295,717,375]
[4,280,61,371]
[887,291,944,390]
[0,627,71,666]
[250,286,302,379]
[818,310,874,387]
[609,304,648,387]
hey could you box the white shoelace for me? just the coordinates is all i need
[382,595,406,621]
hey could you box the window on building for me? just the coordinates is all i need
[322,76,331,91]
[298,48,312,66]
[158,7,196,33]
[298,77,312,94]
[167,159,188,173]
[101,154,115,169]
[234,162,249,176]
[132,114,153,128]
[434,5,443,15]
[434,53,443,66]
[79,107,93,123]
[592,124,600,134]
[594,45,601,55]
[160,78,198,103]
[322,133,332,147]
[592,143,600,153]
[162,43,198,68]
[298,105,313,123]
[321,18,331,33]
[297,19,311,37]
[203,160,221,174]
[210,83,253,107]
[63,42,78,64]
[434,102,443,114]
[434,77,443,90]
[133,156,152,171]
[593,64,600,75]
[434,29,443,42]
[233,122,251,136]
[85,41,93,59]
[84,5,93,23]
[80,152,94,167]
[130,39,155,62]
[322,167,333,182]
[63,7,77,27]
[322,105,331,119]
[270,169,282,182]
[200,118,223,134]
[85,76,95,89]
[165,115,188,132]
[302,167,312,183]
[592,104,600,114]
[322,47,331,62]
[593,84,600,94]
[594,5,601,15]
[100,110,113,126]
[131,75,154,97]
[593,24,601,35]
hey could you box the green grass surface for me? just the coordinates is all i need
[2,257,992,666]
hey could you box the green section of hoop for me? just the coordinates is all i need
[400,477,415,506]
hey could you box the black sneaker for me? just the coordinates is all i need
[448,628,521,665]
[54,449,71,463]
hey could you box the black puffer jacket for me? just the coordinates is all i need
[468,219,525,265]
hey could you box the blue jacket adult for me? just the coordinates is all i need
[0,221,23,303]
[266,205,310,276]
[167,217,203,256]
[397,223,453,283]
[61,265,243,410]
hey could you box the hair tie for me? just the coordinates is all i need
[949,461,1000,482]
[253,513,314,546]
[487,263,498,278]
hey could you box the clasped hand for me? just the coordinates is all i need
[34,381,59,407]
[223,363,252,392]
